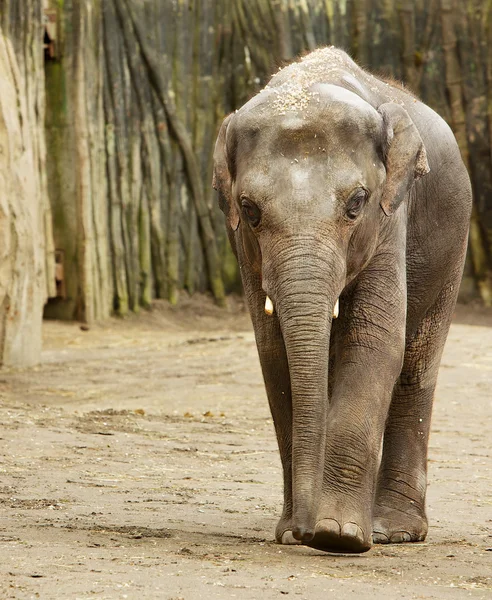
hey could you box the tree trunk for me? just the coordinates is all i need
[0,0,55,366]
[440,0,492,306]
[45,0,228,321]
[44,0,112,322]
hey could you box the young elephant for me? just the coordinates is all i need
[213,47,471,553]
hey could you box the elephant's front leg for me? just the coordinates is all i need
[237,253,297,545]
[309,270,406,553]
[373,277,462,545]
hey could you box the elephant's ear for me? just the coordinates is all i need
[213,113,240,231]
[377,102,430,216]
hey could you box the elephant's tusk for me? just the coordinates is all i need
[265,296,274,316]
[333,298,339,319]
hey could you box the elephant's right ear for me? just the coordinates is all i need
[377,102,430,216]
[213,114,240,231]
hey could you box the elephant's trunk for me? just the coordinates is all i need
[266,240,343,542]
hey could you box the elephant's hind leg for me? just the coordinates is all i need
[373,280,460,544]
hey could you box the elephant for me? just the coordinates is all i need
[213,47,471,553]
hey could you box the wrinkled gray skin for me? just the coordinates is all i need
[213,48,471,553]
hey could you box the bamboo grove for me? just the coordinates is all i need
[1,0,492,360]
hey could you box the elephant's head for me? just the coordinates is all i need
[213,83,429,542]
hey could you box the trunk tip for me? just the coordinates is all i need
[292,526,315,543]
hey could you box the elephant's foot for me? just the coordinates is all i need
[277,520,370,552]
[306,518,371,553]
[276,506,372,553]
[372,503,428,544]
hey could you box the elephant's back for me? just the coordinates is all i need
[265,47,358,91]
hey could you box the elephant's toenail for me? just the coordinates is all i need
[390,531,411,543]
[372,532,390,544]
[281,531,301,545]
[342,522,363,540]
[316,518,341,537]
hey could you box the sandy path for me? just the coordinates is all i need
[0,298,490,599]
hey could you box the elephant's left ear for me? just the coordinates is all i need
[377,102,430,216]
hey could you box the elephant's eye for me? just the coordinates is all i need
[241,198,261,227]
[345,189,368,220]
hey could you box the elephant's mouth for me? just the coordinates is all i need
[264,295,340,319]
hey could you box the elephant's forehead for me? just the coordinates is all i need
[238,156,366,197]
[235,83,380,155]
[265,81,377,119]
[238,81,378,124]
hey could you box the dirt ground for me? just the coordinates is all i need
[0,297,490,600]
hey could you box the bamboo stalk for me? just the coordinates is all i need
[441,0,492,306]
[483,0,492,172]
[139,185,152,308]
[102,69,128,314]
[351,0,369,65]
[114,0,226,306]
[398,1,418,92]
